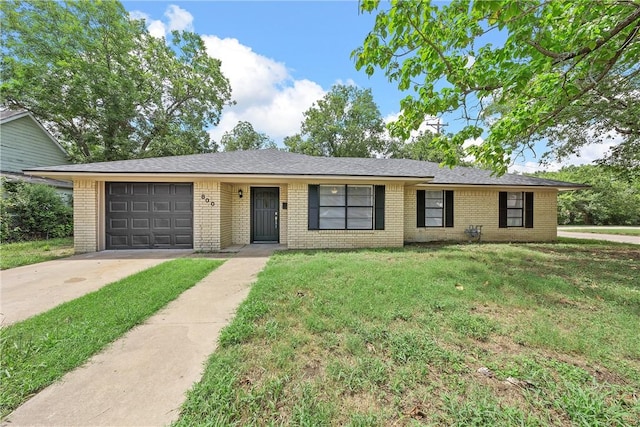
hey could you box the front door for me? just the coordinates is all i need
[252,187,279,242]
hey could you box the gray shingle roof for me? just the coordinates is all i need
[0,109,29,122]
[26,149,584,188]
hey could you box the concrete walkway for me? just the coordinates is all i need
[1,250,193,326]
[3,244,282,427]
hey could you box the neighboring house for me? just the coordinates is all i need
[25,149,585,253]
[0,109,73,199]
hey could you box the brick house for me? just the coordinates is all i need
[25,149,584,253]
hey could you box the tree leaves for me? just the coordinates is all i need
[220,121,276,152]
[285,85,387,158]
[0,0,232,162]
[354,0,640,175]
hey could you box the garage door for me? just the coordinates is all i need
[105,182,193,249]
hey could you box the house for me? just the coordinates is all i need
[0,109,73,199]
[24,149,584,253]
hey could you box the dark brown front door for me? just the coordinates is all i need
[251,187,279,242]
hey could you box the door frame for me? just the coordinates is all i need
[250,186,280,243]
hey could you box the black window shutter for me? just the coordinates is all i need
[374,185,385,230]
[444,190,454,228]
[417,190,425,227]
[525,192,534,228]
[308,185,319,230]
[498,192,508,228]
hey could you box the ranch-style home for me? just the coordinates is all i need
[25,149,584,253]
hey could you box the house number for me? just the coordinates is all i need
[201,193,215,207]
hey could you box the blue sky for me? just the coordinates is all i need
[122,1,609,172]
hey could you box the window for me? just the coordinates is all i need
[425,190,444,227]
[308,185,385,230]
[499,191,534,228]
[507,192,524,227]
[417,190,454,228]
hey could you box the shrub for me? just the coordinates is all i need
[0,179,73,242]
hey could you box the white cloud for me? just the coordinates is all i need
[128,10,149,21]
[165,5,193,32]
[509,140,616,174]
[465,55,476,69]
[383,112,443,138]
[334,78,358,87]
[130,4,193,39]
[202,36,325,143]
[147,20,167,39]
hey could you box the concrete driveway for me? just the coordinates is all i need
[3,244,280,426]
[0,250,193,326]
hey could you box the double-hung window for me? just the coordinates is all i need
[417,190,454,228]
[308,185,385,230]
[425,190,445,227]
[499,191,534,228]
[506,192,524,227]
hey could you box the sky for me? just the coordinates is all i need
[122,1,613,173]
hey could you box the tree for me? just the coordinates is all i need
[388,130,469,165]
[354,0,640,175]
[220,121,276,151]
[1,0,232,162]
[533,166,640,225]
[285,85,387,157]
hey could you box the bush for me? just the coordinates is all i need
[0,179,73,242]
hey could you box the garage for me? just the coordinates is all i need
[105,182,193,249]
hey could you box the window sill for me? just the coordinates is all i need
[311,229,378,234]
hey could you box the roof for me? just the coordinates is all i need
[1,171,73,189]
[25,149,585,188]
[0,109,30,122]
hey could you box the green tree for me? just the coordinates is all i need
[354,0,640,175]
[1,0,232,162]
[285,85,387,157]
[220,121,276,151]
[533,166,640,225]
[389,130,469,165]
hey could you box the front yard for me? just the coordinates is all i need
[0,258,223,417]
[176,242,639,426]
[0,237,74,270]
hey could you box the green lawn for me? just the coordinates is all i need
[176,243,640,426]
[0,258,223,417]
[0,237,74,270]
[561,228,640,237]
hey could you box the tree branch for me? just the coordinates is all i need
[526,6,640,62]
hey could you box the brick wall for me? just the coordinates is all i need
[70,177,559,253]
[232,184,251,245]
[193,180,220,251]
[287,182,405,249]
[279,185,288,245]
[220,183,233,248]
[73,179,98,253]
[404,187,558,243]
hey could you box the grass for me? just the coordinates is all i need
[0,237,74,270]
[560,228,640,237]
[0,257,223,417]
[176,242,640,426]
